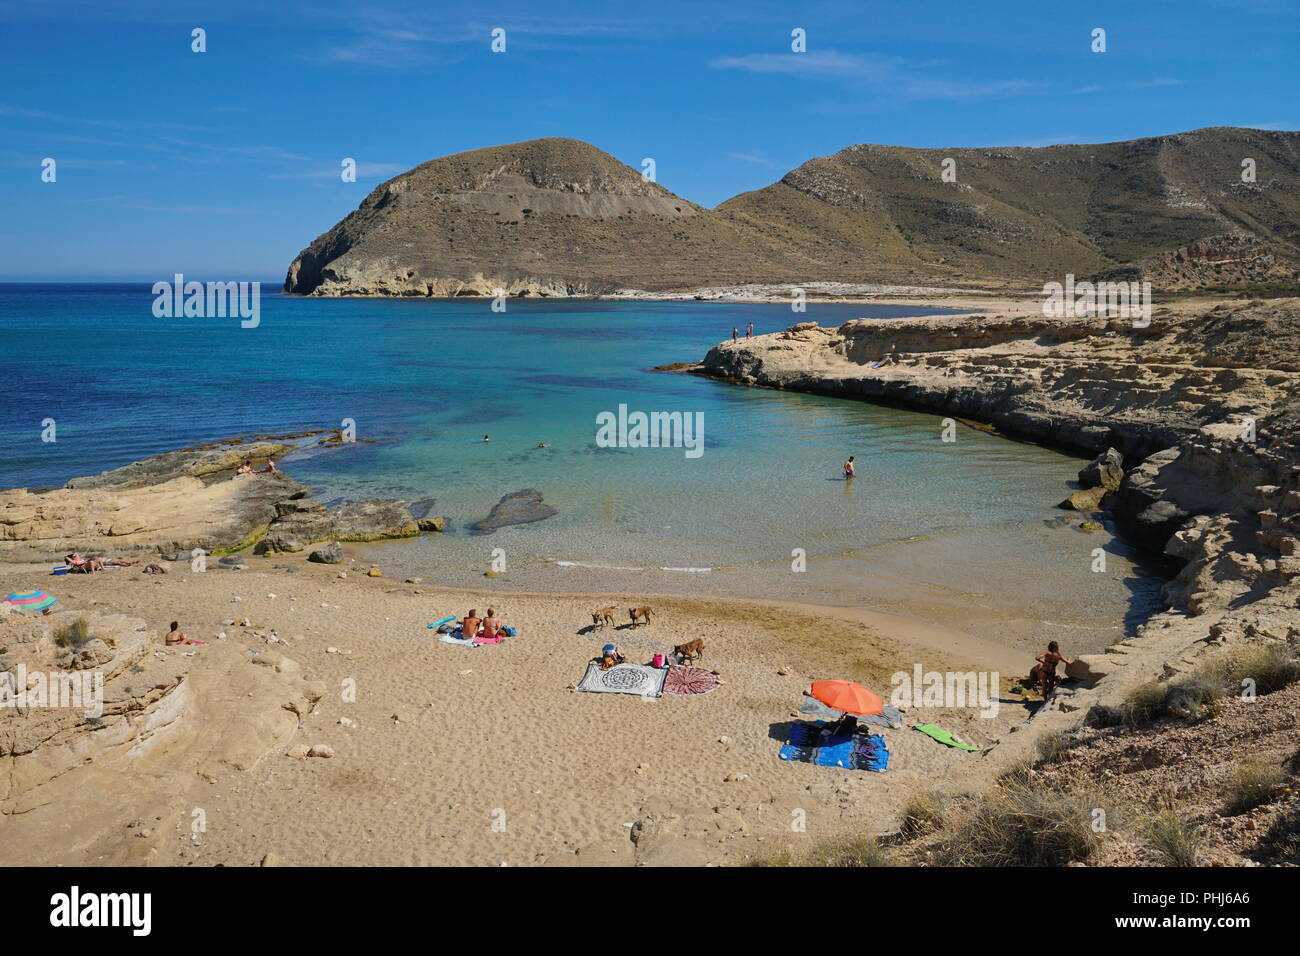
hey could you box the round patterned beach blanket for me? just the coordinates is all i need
[663,664,720,696]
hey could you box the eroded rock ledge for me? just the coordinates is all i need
[693,298,1300,744]
[0,436,418,559]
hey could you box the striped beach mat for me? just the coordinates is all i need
[576,662,667,698]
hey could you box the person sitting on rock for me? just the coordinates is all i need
[1028,641,1072,697]
[165,621,206,647]
[257,459,279,475]
[235,461,254,476]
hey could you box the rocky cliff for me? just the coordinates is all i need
[286,128,1300,296]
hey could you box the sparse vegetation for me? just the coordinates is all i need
[748,834,892,867]
[1259,802,1300,863]
[900,790,947,838]
[1226,760,1286,815]
[938,783,1101,866]
[1037,731,1073,764]
[1144,809,1201,866]
[1112,645,1300,727]
[54,617,92,651]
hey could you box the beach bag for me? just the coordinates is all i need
[503,625,517,636]
[651,653,665,668]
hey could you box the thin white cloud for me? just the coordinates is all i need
[270,162,407,180]
[710,49,1044,102]
[728,152,778,168]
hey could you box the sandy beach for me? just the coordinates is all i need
[0,547,1031,867]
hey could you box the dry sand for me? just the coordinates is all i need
[0,547,1040,867]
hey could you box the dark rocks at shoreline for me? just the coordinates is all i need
[469,489,557,535]
[1058,486,1109,513]
[260,498,419,553]
[409,498,438,520]
[1079,447,1125,492]
[307,542,344,564]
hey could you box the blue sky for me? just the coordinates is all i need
[0,0,1295,280]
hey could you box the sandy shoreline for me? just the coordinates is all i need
[0,546,1041,867]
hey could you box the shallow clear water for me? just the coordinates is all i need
[0,284,1163,652]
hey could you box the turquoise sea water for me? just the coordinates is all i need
[0,284,1162,652]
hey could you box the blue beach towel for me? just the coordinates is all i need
[778,721,890,773]
[852,734,891,772]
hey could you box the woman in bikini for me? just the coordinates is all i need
[1028,641,1072,697]
[480,608,503,639]
[165,621,207,646]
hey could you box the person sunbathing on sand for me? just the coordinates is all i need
[461,609,482,637]
[66,552,105,572]
[165,621,207,646]
[480,608,504,639]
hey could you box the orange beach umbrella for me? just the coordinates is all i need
[809,680,884,716]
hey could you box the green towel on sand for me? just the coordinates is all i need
[914,723,982,751]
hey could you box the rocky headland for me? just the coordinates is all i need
[285,129,1300,298]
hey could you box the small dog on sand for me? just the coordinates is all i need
[591,606,616,629]
[674,638,704,663]
[628,606,654,627]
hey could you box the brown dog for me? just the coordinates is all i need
[143,563,167,574]
[628,606,653,627]
[591,606,616,630]
[674,638,705,663]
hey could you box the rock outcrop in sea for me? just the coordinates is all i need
[0,437,419,558]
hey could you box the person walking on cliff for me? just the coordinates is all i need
[732,327,738,341]
[746,322,754,338]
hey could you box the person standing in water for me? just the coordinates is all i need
[843,455,856,479]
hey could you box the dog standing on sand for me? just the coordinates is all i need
[628,606,653,627]
[674,638,704,663]
[591,606,616,630]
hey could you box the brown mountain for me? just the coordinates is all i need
[285,128,1300,296]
